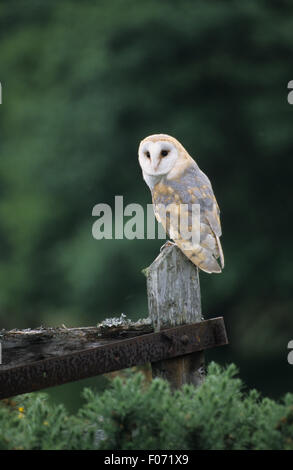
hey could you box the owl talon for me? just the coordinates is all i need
[160,241,175,252]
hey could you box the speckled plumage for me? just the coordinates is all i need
[138,134,224,274]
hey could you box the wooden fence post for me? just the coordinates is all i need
[146,244,205,389]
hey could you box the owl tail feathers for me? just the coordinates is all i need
[198,255,222,274]
[176,241,223,274]
[198,236,224,274]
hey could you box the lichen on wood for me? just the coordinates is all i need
[0,317,153,369]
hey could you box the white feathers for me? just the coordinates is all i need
[138,140,178,177]
[142,172,162,191]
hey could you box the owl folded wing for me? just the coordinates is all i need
[152,166,224,273]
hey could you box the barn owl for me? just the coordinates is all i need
[138,134,224,273]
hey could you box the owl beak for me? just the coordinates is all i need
[152,159,160,172]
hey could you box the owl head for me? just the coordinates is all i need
[138,134,189,177]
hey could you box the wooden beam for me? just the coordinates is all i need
[0,318,227,399]
[0,318,153,369]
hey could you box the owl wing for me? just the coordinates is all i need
[193,168,224,269]
[152,164,224,274]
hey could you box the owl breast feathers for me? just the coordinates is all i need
[138,134,224,274]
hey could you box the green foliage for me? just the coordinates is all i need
[0,363,292,450]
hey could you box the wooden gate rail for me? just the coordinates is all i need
[0,317,227,399]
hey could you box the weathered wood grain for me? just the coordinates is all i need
[0,318,227,399]
[146,243,205,389]
[0,317,152,369]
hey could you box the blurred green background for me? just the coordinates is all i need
[0,0,292,409]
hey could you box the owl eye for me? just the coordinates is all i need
[145,151,151,158]
[161,150,169,157]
